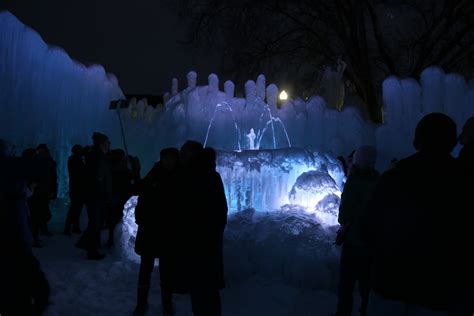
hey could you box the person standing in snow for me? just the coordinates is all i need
[335,146,379,316]
[364,113,472,316]
[455,116,474,315]
[458,116,474,184]
[76,132,112,260]
[158,141,204,309]
[106,149,133,247]
[133,147,180,316]
[155,141,227,316]
[64,144,86,235]
[0,139,50,315]
[188,147,228,316]
[28,144,57,244]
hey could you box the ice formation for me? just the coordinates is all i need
[0,11,123,196]
[118,148,345,263]
[2,11,473,250]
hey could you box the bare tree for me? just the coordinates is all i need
[170,0,474,122]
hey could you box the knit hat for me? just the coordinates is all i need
[353,145,377,170]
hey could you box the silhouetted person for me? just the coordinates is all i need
[159,141,204,313]
[188,147,228,316]
[337,155,348,177]
[128,154,142,187]
[28,144,57,245]
[76,132,112,260]
[346,150,356,175]
[106,149,133,247]
[0,139,50,315]
[364,113,472,315]
[456,116,474,314]
[458,116,474,183]
[389,158,398,169]
[335,146,379,316]
[133,148,180,316]
[64,145,86,235]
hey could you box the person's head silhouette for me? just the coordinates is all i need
[413,113,457,155]
[180,140,203,166]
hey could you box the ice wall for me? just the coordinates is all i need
[377,67,474,168]
[2,10,473,198]
[114,72,375,179]
[0,11,124,195]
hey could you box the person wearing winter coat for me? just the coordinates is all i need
[76,132,112,260]
[458,116,474,183]
[27,144,57,244]
[155,141,228,316]
[364,113,472,316]
[106,149,134,247]
[455,116,474,314]
[133,147,179,316]
[335,146,380,316]
[0,139,50,316]
[64,145,86,235]
[187,147,228,316]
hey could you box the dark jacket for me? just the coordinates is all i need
[458,142,474,184]
[190,169,228,289]
[338,169,379,247]
[159,165,228,293]
[134,162,175,258]
[33,153,58,199]
[83,147,112,201]
[365,152,472,311]
[68,153,86,198]
[0,156,37,252]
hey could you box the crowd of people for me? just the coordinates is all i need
[335,113,474,316]
[0,132,228,316]
[0,112,473,316]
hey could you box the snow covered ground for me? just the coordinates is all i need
[32,200,360,316]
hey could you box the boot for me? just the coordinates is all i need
[133,284,150,316]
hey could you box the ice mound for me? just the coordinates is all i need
[118,203,340,291]
[224,209,340,290]
[289,171,340,208]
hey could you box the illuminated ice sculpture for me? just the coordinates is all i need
[119,147,345,263]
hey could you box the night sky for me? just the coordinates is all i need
[0,0,216,95]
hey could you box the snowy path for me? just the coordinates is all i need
[34,200,344,316]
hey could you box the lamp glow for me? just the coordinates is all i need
[279,90,288,101]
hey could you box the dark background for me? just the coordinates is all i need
[0,0,216,95]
